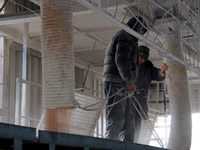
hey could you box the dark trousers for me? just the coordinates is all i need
[103,81,141,143]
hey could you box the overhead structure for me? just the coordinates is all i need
[75,0,197,149]
[76,0,200,76]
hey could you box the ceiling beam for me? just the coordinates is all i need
[0,12,109,50]
[29,0,149,10]
[0,13,40,26]
[0,25,41,51]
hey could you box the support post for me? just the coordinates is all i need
[198,0,200,55]
[3,39,13,123]
[49,143,55,150]
[13,139,22,150]
[0,37,4,122]
[84,147,89,150]
[21,22,29,126]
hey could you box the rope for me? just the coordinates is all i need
[131,96,165,148]
[78,90,134,111]
[82,42,96,88]
[76,87,125,109]
[77,88,165,147]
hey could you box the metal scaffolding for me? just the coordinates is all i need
[76,0,200,76]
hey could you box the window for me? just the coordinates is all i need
[75,67,84,89]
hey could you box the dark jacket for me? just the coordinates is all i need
[103,30,138,85]
[103,16,147,86]
[135,60,165,119]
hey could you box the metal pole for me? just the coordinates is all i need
[198,0,200,55]
[21,22,29,126]
[22,22,29,81]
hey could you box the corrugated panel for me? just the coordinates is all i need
[91,29,120,44]
[75,50,105,64]
[73,12,114,31]
[72,92,104,136]
[138,110,159,145]
[73,34,103,50]
[37,91,104,136]
[6,20,41,36]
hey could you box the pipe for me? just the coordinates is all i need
[163,28,192,150]
[40,0,75,133]
[41,0,75,109]
[21,22,29,126]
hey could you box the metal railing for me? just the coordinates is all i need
[15,78,42,128]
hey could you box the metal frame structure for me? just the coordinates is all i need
[75,0,200,76]
[0,122,169,150]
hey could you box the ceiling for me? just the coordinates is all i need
[0,0,199,76]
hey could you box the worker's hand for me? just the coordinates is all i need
[161,63,168,76]
[126,83,136,98]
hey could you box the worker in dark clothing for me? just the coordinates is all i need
[103,16,147,142]
[132,45,168,143]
